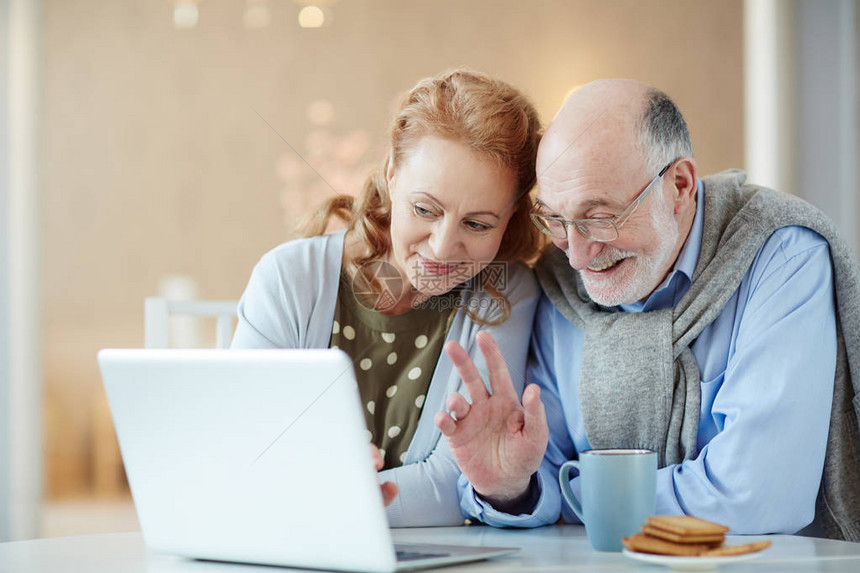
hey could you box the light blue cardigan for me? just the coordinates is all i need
[231,230,539,527]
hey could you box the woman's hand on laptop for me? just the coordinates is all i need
[434,331,548,512]
[371,444,399,507]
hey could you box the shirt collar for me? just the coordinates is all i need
[619,178,704,313]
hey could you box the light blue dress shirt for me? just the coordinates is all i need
[459,181,837,534]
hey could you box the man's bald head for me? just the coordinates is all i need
[537,79,692,182]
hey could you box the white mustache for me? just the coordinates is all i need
[585,248,638,271]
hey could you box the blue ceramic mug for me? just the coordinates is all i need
[559,449,657,552]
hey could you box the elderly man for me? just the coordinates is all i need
[435,79,860,540]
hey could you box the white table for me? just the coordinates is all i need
[2,525,860,572]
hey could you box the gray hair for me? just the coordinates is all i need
[638,89,693,175]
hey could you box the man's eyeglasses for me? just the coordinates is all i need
[530,160,676,243]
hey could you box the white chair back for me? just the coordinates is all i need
[144,297,238,349]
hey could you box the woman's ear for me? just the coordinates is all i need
[386,155,396,186]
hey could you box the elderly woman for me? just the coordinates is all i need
[232,68,542,526]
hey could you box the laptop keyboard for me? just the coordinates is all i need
[396,550,451,562]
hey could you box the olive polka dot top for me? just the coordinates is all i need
[330,272,457,470]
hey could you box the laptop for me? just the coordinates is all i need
[97,348,518,572]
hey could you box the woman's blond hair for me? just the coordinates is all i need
[304,68,543,324]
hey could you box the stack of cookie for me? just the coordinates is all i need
[622,516,771,557]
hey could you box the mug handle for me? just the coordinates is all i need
[559,460,584,522]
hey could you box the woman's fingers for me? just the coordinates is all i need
[371,447,401,506]
[444,340,490,402]
[370,444,384,472]
[380,481,399,507]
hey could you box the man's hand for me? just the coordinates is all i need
[434,331,548,509]
[371,444,399,506]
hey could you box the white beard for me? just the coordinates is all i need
[578,192,680,306]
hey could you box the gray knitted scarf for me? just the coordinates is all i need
[536,170,860,541]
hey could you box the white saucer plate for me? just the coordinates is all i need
[621,548,763,571]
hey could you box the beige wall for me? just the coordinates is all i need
[41,0,743,498]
